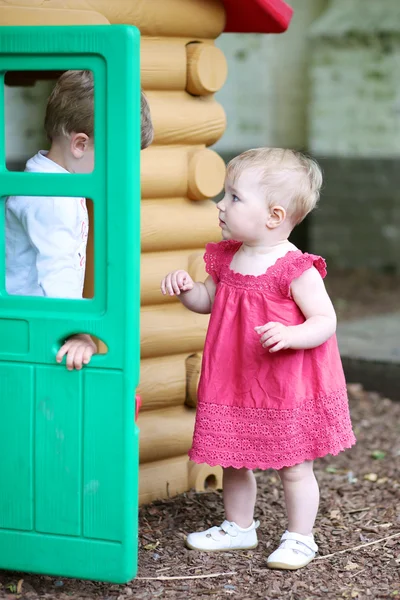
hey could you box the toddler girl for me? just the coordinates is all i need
[160,148,355,570]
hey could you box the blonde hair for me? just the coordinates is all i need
[227,148,323,225]
[45,70,154,150]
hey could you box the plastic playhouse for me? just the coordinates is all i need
[0,0,292,583]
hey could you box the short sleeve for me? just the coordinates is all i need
[203,240,240,284]
[280,252,327,298]
[204,242,222,284]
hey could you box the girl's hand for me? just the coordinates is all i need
[161,270,194,296]
[56,334,97,370]
[255,322,294,353]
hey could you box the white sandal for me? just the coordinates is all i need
[186,519,260,552]
[267,530,318,570]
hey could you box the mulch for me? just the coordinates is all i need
[0,269,399,599]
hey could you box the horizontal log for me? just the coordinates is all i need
[186,42,227,96]
[138,353,188,411]
[141,146,190,198]
[0,5,108,85]
[187,148,226,200]
[0,5,109,25]
[138,405,195,463]
[141,197,220,253]
[141,146,225,200]
[140,38,227,95]
[139,455,190,505]
[188,461,223,492]
[139,456,223,504]
[0,0,226,38]
[141,249,190,306]
[185,353,202,408]
[141,303,208,359]
[141,38,186,91]
[146,91,226,146]
[188,251,208,282]
[141,248,206,306]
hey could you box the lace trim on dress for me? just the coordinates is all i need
[220,249,303,293]
[279,254,327,298]
[189,386,356,470]
[203,242,327,299]
[204,241,240,284]
[204,242,221,283]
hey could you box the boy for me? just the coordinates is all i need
[6,70,153,369]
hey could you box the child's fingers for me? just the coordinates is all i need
[163,274,171,295]
[66,346,77,371]
[171,271,182,296]
[57,340,96,370]
[262,333,281,348]
[73,345,86,370]
[255,322,278,334]
[177,272,192,288]
[173,271,192,295]
[165,274,176,296]
[180,274,194,291]
[260,328,279,344]
[56,342,70,363]
[161,271,191,296]
[82,345,95,365]
[260,326,281,344]
[185,275,194,286]
[269,340,286,353]
[169,273,180,296]
[176,272,185,286]
[160,278,167,295]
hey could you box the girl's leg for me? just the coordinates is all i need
[223,467,257,528]
[278,460,319,535]
[185,467,258,550]
[267,461,319,569]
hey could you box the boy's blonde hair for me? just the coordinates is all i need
[227,148,323,225]
[45,70,154,150]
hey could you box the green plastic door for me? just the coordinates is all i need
[0,25,140,583]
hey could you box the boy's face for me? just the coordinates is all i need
[216,168,272,243]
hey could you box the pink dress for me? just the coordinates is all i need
[189,240,356,470]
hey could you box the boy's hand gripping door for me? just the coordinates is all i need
[0,26,140,583]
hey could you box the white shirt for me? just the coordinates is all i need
[6,151,89,299]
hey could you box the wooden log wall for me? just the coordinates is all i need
[1,0,227,505]
[0,0,226,37]
[138,9,226,501]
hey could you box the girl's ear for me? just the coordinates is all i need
[266,205,286,229]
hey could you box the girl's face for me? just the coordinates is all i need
[216,168,272,244]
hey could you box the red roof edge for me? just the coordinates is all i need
[223,0,293,34]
